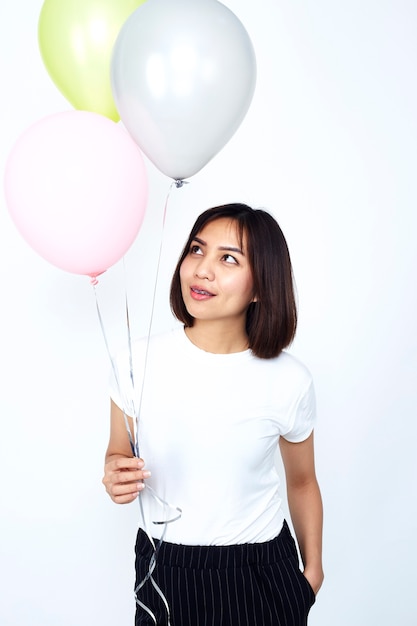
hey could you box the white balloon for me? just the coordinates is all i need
[111,0,256,180]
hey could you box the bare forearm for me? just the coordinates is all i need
[287,478,324,592]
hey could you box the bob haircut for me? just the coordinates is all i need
[170,203,297,359]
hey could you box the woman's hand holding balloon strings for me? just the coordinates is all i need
[103,456,151,505]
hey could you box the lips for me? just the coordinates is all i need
[190,285,215,300]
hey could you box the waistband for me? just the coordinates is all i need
[135,520,297,570]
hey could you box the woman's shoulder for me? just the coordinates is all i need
[254,349,314,389]
[278,350,312,375]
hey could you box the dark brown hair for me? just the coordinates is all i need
[170,204,297,358]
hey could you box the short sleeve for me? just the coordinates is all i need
[282,378,317,443]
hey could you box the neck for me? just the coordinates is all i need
[185,321,249,354]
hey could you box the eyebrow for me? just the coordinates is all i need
[193,236,245,256]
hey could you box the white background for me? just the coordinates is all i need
[1,1,416,625]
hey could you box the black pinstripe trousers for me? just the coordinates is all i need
[134,520,315,626]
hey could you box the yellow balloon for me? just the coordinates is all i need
[38,0,147,121]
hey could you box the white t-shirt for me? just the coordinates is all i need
[110,325,316,545]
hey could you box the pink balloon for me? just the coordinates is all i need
[4,111,148,278]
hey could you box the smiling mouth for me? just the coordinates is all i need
[190,287,215,298]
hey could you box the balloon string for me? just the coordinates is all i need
[92,283,136,457]
[92,179,187,625]
[133,178,188,452]
[131,180,185,625]
[122,257,139,455]
[93,280,181,626]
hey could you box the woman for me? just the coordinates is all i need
[103,203,324,626]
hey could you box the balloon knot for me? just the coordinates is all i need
[174,179,189,188]
[90,275,99,286]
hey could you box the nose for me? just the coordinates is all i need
[195,257,214,281]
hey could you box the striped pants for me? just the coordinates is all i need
[134,521,315,626]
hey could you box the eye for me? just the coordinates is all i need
[222,253,238,264]
[190,244,203,255]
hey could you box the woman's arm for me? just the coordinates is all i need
[102,399,151,504]
[279,431,324,594]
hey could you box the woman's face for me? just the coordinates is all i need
[179,218,256,327]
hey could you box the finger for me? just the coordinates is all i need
[104,468,151,487]
[109,481,145,501]
[111,489,141,505]
[111,480,145,495]
[119,468,151,481]
[107,457,146,472]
